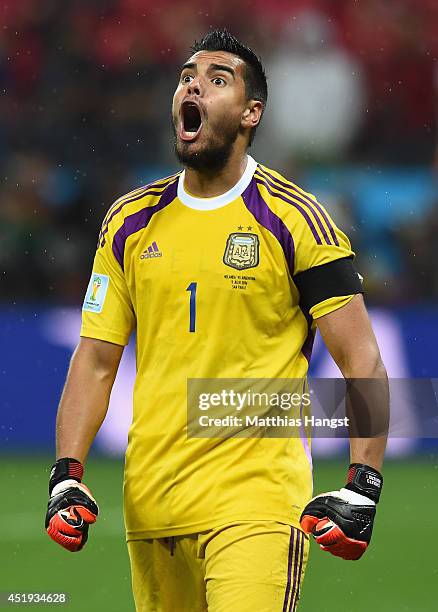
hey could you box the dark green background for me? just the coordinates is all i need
[1,458,436,611]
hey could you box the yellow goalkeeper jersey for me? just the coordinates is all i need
[81,156,360,539]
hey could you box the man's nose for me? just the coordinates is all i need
[187,77,202,96]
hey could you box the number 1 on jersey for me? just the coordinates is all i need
[186,282,197,332]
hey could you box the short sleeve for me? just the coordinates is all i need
[80,219,135,346]
[309,294,356,320]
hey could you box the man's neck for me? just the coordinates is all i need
[183,149,249,199]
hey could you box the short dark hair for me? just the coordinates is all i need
[191,28,267,145]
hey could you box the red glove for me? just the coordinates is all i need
[45,458,98,552]
[300,463,383,560]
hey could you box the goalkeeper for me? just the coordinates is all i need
[45,28,389,612]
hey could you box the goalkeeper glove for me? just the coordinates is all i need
[45,458,99,552]
[300,463,383,560]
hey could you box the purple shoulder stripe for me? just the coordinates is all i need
[254,176,322,246]
[255,169,331,245]
[258,166,339,246]
[241,178,295,275]
[103,171,180,230]
[99,176,179,247]
[112,178,178,270]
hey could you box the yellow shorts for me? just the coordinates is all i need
[127,521,309,612]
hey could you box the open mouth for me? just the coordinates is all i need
[179,101,203,142]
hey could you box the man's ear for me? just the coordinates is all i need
[241,100,263,130]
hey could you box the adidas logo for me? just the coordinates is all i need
[140,241,163,259]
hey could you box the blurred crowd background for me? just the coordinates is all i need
[1,0,437,305]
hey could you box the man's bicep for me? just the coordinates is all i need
[76,336,125,373]
[315,294,381,374]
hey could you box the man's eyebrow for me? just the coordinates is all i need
[181,62,196,72]
[209,64,235,79]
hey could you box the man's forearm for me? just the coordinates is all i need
[56,338,123,462]
[349,436,387,472]
[344,359,389,472]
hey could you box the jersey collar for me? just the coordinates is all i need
[177,155,258,210]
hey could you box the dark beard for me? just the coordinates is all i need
[172,118,240,173]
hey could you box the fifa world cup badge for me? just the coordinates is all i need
[83,273,110,313]
[223,233,259,270]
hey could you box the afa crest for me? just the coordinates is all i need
[223,233,259,270]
